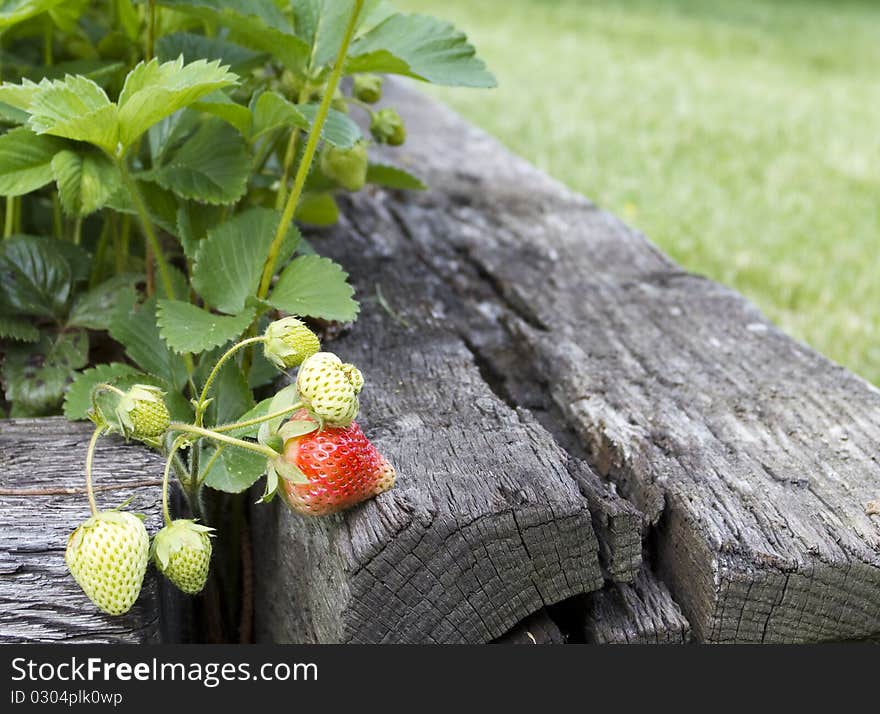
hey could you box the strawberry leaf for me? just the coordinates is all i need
[51,148,121,216]
[249,91,308,141]
[0,234,72,319]
[268,255,359,323]
[62,362,143,420]
[295,191,339,226]
[192,207,301,315]
[0,0,67,30]
[3,330,88,414]
[27,75,119,153]
[117,57,239,148]
[155,0,309,72]
[141,118,250,205]
[366,162,426,191]
[67,273,139,330]
[204,446,267,493]
[156,299,255,354]
[347,13,496,88]
[109,297,189,390]
[156,32,266,74]
[0,127,66,196]
[0,314,39,342]
[297,103,361,148]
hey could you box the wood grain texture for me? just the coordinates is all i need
[494,610,565,644]
[0,418,167,643]
[354,81,880,642]
[583,569,691,644]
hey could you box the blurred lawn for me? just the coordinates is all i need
[397,0,880,384]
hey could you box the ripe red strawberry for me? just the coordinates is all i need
[279,411,396,516]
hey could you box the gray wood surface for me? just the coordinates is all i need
[583,568,691,644]
[340,81,878,642]
[0,418,167,643]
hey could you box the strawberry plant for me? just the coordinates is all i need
[0,1,493,626]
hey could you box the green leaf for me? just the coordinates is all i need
[295,191,339,226]
[192,207,300,315]
[294,0,394,66]
[207,360,254,428]
[156,0,309,71]
[109,297,189,390]
[277,419,318,441]
[366,162,426,190]
[0,78,40,111]
[156,299,255,354]
[51,148,121,216]
[0,234,72,318]
[175,201,223,262]
[3,330,88,413]
[250,90,308,140]
[157,32,266,74]
[117,57,239,148]
[203,446,266,493]
[268,255,358,322]
[0,127,66,196]
[143,119,250,205]
[256,383,300,444]
[27,76,119,153]
[0,313,39,341]
[220,396,270,438]
[0,0,66,30]
[62,362,142,420]
[191,91,252,137]
[348,13,496,88]
[106,178,179,237]
[67,273,139,330]
[298,103,361,148]
[0,100,29,124]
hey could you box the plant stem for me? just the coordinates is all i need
[213,404,303,434]
[84,425,106,517]
[43,21,52,67]
[116,158,176,300]
[4,196,14,238]
[167,422,279,460]
[72,216,82,245]
[147,0,156,61]
[195,336,266,426]
[119,214,130,272]
[161,436,186,526]
[256,0,364,301]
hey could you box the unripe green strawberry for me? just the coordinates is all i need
[320,141,368,191]
[263,317,321,370]
[151,520,214,595]
[296,352,361,427]
[117,385,170,441]
[65,510,149,616]
[353,74,383,103]
[331,87,349,114]
[370,108,406,146]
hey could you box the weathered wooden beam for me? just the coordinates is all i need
[253,99,647,641]
[0,418,167,643]
[582,569,691,644]
[358,82,880,642]
[494,610,565,644]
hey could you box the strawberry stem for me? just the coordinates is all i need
[256,0,365,301]
[212,403,304,434]
[195,336,266,427]
[84,425,107,517]
[162,436,187,526]
[167,423,279,460]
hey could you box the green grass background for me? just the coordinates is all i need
[397,0,880,384]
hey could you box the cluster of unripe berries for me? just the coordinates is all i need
[66,316,395,616]
[319,73,406,193]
